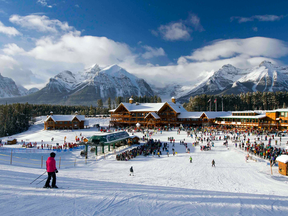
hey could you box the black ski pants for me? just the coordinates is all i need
[45,172,56,187]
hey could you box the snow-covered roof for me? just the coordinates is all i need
[167,102,187,113]
[204,112,232,119]
[115,102,186,113]
[232,110,264,114]
[45,115,86,122]
[218,114,266,119]
[276,155,288,163]
[266,109,288,113]
[177,112,203,119]
[145,112,160,119]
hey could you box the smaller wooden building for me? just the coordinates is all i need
[44,111,88,130]
[276,155,288,176]
[7,139,17,145]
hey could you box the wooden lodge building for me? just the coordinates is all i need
[215,109,288,130]
[109,97,230,128]
[44,111,89,130]
[110,97,288,130]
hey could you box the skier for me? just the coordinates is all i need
[212,159,215,167]
[130,166,134,176]
[44,152,58,188]
[189,156,192,163]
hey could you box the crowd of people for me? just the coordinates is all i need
[116,139,173,161]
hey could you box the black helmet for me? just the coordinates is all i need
[50,152,56,157]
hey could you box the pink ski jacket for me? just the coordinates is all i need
[46,157,56,172]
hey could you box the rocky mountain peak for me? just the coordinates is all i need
[259,60,273,68]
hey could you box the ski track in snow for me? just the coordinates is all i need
[0,118,288,215]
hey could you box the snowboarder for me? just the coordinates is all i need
[189,156,192,163]
[212,159,215,167]
[44,152,58,188]
[130,166,134,176]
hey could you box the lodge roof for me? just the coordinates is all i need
[218,114,267,119]
[266,108,288,113]
[145,112,160,119]
[177,111,231,119]
[112,102,187,113]
[45,115,86,122]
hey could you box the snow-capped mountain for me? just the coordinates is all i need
[17,85,39,96]
[151,84,195,102]
[178,61,288,102]
[2,64,154,105]
[178,64,248,102]
[0,73,22,98]
[225,61,288,94]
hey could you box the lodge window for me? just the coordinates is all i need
[280,112,285,117]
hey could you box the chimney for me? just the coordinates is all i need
[50,111,53,116]
[129,96,134,104]
[75,111,78,115]
[171,97,176,104]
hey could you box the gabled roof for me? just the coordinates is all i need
[45,115,86,122]
[112,102,186,113]
[177,111,231,119]
[145,112,160,119]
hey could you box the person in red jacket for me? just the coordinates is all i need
[44,152,58,188]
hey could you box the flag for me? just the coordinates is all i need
[214,99,217,103]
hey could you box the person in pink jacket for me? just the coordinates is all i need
[44,152,58,188]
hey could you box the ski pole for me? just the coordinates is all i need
[36,177,47,185]
[30,171,47,184]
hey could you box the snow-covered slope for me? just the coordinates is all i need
[0,119,288,215]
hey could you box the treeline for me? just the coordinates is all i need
[0,103,109,138]
[183,92,288,112]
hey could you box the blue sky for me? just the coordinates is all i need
[0,0,288,88]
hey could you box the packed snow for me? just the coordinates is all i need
[0,117,288,216]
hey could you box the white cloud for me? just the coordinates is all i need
[141,46,165,59]
[158,22,191,41]
[124,37,288,87]
[0,21,21,36]
[186,37,288,61]
[3,43,25,55]
[188,14,204,32]
[0,54,35,85]
[25,33,133,67]
[9,15,76,34]
[37,0,53,8]
[231,15,284,23]
[153,14,203,41]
